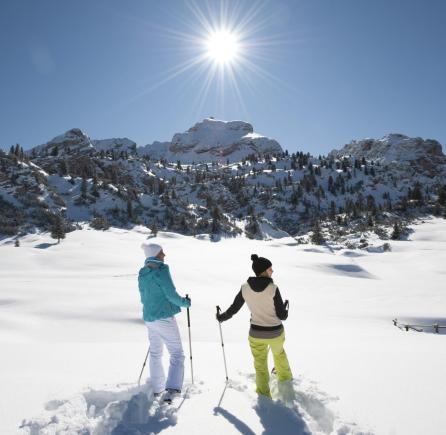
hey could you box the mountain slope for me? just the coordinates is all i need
[2,123,446,245]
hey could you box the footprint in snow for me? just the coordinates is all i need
[18,382,199,435]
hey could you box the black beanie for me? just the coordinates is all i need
[251,254,272,276]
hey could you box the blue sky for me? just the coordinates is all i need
[1,0,445,154]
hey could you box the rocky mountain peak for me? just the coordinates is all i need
[31,128,94,156]
[329,134,445,175]
[141,118,283,163]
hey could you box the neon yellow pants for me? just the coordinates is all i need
[248,332,293,398]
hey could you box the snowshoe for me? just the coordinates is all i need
[163,388,181,404]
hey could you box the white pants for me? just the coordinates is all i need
[145,317,185,393]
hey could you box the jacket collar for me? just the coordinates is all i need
[144,257,164,268]
[247,276,273,292]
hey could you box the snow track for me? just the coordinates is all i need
[19,374,370,435]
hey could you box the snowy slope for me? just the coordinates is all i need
[1,219,446,434]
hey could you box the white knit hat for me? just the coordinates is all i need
[141,242,163,258]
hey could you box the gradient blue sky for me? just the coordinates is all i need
[1,0,445,154]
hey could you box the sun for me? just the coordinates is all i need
[126,1,289,119]
[206,29,240,65]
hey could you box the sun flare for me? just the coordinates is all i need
[206,30,240,65]
[129,0,287,119]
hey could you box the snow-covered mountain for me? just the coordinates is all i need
[31,128,95,156]
[329,134,446,175]
[29,119,283,163]
[136,141,171,159]
[3,122,446,244]
[30,129,137,157]
[139,118,283,163]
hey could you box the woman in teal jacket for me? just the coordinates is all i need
[138,242,190,400]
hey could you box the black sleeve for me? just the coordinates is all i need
[274,288,288,320]
[219,289,245,321]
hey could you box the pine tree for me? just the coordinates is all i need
[150,220,158,237]
[91,216,110,230]
[81,177,88,200]
[438,185,446,206]
[127,199,134,220]
[59,160,68,176]
[411,182,423,204]
[51,217,66,243]
[310,221,325,245]
[211,207,222,234]
[391,221,401,240]
[329,201,336,220]
[14,239,20,247]
[91,175,99,197]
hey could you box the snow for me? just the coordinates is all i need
[1,219,446,434]
[172,118,255,149]
[30,128,95,156]
[330,134,445,167]
[139,118,283,163]
[92,138,137,153]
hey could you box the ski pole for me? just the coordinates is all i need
[138,346,150,387]
[216,306,229,382]
[186,294,194,384]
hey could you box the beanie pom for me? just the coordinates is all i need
[251,254,259,261]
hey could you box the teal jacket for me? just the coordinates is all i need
[138,257,190,322]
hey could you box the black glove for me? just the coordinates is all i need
[284,299,289,311]
[216,306,227,323]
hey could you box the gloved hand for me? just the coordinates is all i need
[183,295,191,308]
[216,312,224,323]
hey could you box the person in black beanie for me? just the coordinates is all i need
[216,254,292,398]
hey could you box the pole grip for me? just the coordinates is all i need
[216,305,221,315]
